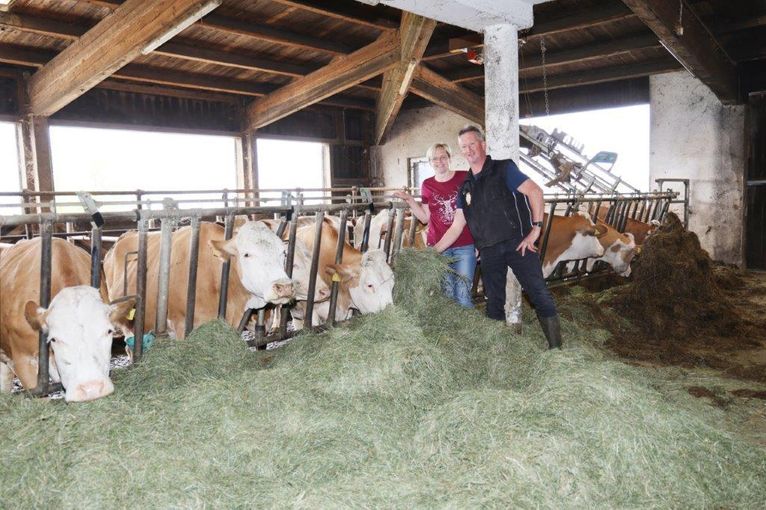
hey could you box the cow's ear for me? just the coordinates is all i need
[325,264,356,283]
[209,239,237,260]
[24,301,48,332]
[594,223,608,238]
[109,297,137,330]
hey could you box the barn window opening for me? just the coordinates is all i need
[522,104,650,191]
[0,121,22,214]
[50,125,238,211]
[256,138,330,205]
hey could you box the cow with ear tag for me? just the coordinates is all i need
[0,237,133,402]
[209,221,296,310]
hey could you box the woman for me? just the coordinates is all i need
[394,143,476,308]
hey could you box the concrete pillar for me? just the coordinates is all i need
[483,23,523,331]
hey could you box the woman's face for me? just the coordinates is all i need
[430,147,451,174]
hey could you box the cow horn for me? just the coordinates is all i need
[594,223,609,238]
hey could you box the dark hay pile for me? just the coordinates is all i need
[1,248,766,508]
[608,213,745,339]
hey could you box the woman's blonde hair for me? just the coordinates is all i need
[426,143,452,161]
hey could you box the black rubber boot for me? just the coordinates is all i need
[538,314,562,350]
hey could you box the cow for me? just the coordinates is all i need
[103,221,319,340]
[565,220,637,276]
[540,212,607,277]
[0,237,134,402]
[295,218,395,322]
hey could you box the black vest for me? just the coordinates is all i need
[460,158,532,249]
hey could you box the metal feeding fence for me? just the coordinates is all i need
[0,186,680,398]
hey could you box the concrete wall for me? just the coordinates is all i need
[650,71,746,265]
[371,106,472,187]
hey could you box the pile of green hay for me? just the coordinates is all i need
[1,248,765,508]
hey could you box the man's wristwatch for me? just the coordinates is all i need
[531,221,543,228]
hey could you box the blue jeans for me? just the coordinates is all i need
[442,244,477,308]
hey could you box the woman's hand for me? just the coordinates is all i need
[392,190,414,203]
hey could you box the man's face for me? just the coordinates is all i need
[459,131,487,167]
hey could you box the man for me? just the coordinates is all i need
[433,125,561,349]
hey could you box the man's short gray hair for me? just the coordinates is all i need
[458,125,485,140]
[426,143,451,161]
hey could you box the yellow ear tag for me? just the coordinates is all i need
[127,308,136,320]
[332,273,341,282]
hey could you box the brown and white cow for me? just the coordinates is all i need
[565,220,637,276]
[540,212,607,277]
[295,218,395,322]
[103,221,312,340]
[0,238,133,402]
[595,205,659,245]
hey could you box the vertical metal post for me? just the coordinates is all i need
[155,217,174,335]
[382,207,395,258]
[132,219,149,362]
[254,309,266,347]
[391,207,406,265]
[538,201,558,266]
[407,211,418,247]
[591,200,602,223]
[217,215,234,320]
[90,224,102,289]
[184,217,201,336]
[327,208,348,325]
[35,220,53,393]
[304,212,325,329]
[360,210,372,253]
[279,211,299,338]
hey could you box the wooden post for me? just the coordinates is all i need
[236,130,257,205]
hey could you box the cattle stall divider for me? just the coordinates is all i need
[1,187,680,399]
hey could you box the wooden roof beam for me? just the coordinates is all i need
[27,0,222,116]
[246,30,398,130]
[448,33,661,83]
[519,56,681,94]
[270,0,399,30]
[622,0,739,104]
[409,65,484,126]
[374,12,436,144]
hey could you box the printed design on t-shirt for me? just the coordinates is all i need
[432,192,457,225]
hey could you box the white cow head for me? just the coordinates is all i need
[210,221,295,310]
[24,286,134,402]
[326,249,394,314]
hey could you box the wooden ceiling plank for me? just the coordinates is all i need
[27,0,223,116]
[410,65,484,126]
[519,57,680,93]
[198,14,351,55]
[374,12,436,144]
[0,12,86,40]
[269,0,398,30]
[523,3,636,39]
[449,33,661,83]
[622,0,739,103]
[246,30,399,130]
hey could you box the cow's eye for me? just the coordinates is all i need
[107,329,114,336]
[366,283,374,289]
[243,253,250,258]
[48,337,56,343]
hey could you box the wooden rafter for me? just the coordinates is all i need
[270,0,398,30]
[410,65,484,126]
[27,0,222,116]
[374,12,436,144]
[448,33,661,83]
[622,0,739,104]
[246,31,399,130]
[519,57,680,94]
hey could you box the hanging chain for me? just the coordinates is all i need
[541,38,550,116]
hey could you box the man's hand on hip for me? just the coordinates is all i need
[516,228,541,256]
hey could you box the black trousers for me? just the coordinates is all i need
[480,238,558,320]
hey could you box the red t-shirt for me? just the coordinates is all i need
[421,171,474,248]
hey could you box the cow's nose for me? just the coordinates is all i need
[68,379,114,402]
[317,287,331,301]
[273,281,294,299]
